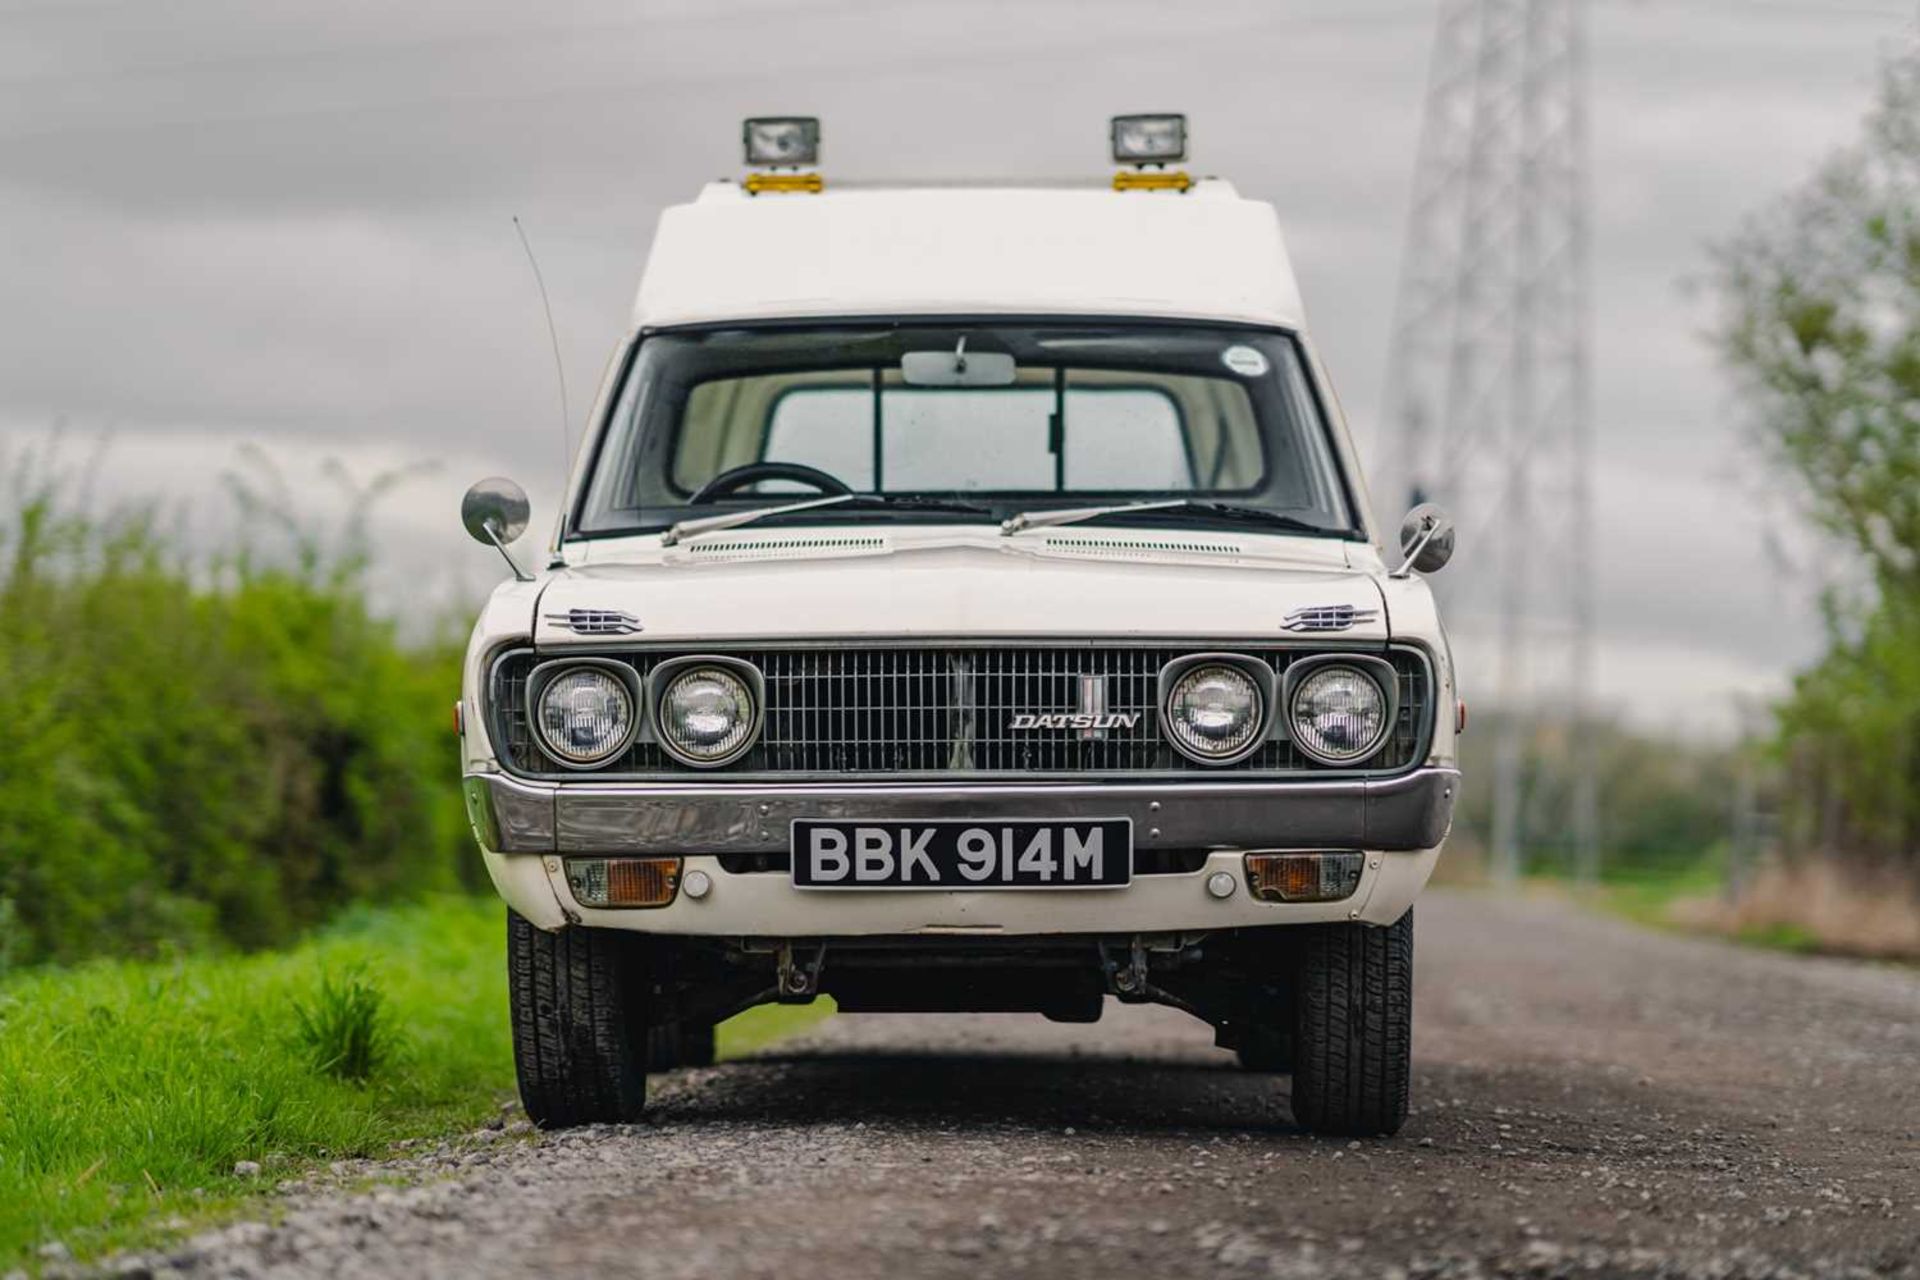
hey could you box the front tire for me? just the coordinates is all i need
[1289,910,1413,1137]
[507,910,650,1127]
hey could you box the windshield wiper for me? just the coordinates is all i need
[663,494,992,547]
[1000,499,1343,538]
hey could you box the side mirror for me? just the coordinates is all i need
[1395,502,1455,576]
[461,476,530,545]
[461,477,533,581]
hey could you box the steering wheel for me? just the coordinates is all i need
[687,462,854,504]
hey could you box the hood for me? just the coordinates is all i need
[532,532,1390,645]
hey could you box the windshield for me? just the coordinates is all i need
[573,322,1358,538]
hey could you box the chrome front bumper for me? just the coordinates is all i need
[464,767,1459,856]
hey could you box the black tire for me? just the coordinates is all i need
[1289,910,1413,1137]
[507,910,650,1127]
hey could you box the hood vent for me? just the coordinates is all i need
[545,608,643,636]
[682,533,890,563]
[1041,533,1242,561]
[1281,604,1380,633]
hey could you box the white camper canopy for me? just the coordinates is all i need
[632,179,1307,332]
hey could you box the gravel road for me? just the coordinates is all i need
[102,889,1920,1279]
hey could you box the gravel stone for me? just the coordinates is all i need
[88,890,1920,1280]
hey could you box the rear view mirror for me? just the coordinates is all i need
[461,476,531,545]
[1394,503,1456,576]
[901,348,1017,387]
[461,476,534,582]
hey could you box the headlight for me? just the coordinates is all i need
[1288,664,1391,765]
[657,665,759,766]
[534,665,637,767]
[1164,663,1264,764]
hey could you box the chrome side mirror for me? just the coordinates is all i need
[461,477,533,581]
[1394,503,1455,577]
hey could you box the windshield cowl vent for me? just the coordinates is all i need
[1040,534,1242,561]
[681,534,890,563]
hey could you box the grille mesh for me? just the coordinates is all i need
[491,644,1429,779]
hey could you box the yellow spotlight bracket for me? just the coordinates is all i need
[745,171,824,195]
[1112,169,1192,193]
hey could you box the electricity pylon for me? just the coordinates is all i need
[1378,0,1598,884]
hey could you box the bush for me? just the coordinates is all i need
[1450,710,1739,879]
[0,459,477,967]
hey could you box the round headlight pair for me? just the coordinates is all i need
[1164,656,1395,767]
[532,660,759,769]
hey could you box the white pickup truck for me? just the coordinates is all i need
[457,116,1460,1136]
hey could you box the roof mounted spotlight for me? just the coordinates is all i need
[742,116,823,194]
[1111,113,1192,192]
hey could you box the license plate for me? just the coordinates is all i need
[790,819,1132,890]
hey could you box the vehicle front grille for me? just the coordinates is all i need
[490,643,1431,780]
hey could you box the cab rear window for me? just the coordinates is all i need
[677,371,1253,495]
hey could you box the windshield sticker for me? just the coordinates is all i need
[1220,345,1270,378]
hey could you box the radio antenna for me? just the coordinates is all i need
[511,215,571,486]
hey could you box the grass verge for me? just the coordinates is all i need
[1536,863,1877,958]
[0,896,831,1271]
[1567,863,1725,932]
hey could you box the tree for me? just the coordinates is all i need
[1714,55,1920,877]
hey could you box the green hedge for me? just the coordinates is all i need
[0,487,476,969]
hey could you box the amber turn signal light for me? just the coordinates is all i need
[564,857,682,908]
[1244,852,1365,904]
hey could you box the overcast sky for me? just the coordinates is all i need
[3,0,1914,736]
